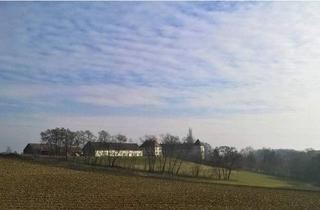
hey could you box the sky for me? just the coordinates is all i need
[1,2,320,152]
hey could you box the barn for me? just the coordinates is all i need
[161,139,205,161]
[140,139,162,157]
[23,143,82,156]
[82,142,143,157]
[23,143,49,156]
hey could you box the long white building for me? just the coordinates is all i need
[83,142,143,157]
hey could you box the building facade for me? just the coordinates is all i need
[140,139,162,157]
[83,142,143,157]
[23,143,49,156]
[23,143,81,156]
[161,139,205,161]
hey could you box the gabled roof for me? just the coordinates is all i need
[84,142,141,151]
[24,143,81,152]
[161,140,202,150]
[24,143,49,151]
[194,139,201,145]
[140,139,160,148]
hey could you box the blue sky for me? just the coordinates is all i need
[1,2,320,152]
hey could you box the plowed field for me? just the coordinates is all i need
[1,158,319,209]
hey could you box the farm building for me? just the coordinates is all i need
[140,138,205,160]
[161,139,205,161]
[140,139,162,157]
[192,139,205,160]
[83,142,143,157]
[23,143,81,156]
[23,143,49,156]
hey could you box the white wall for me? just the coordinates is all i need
[95,150,143,157]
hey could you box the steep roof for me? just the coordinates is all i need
[140,139,160,148]
[84,142,141,151]
[194,139,201,145]
[24,143,49,151]
[161,140,203,150]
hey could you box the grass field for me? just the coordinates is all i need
[1,157,320,209]
[71,156,319,191]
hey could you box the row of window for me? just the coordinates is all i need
[95,150,143,157]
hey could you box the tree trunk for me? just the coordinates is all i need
[227,168,232,180]
[161,156,167,173]
[175,160,183,176]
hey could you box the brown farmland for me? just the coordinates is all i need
[1,157,320,209]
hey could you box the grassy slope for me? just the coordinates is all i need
[1,157,320,209]
[87,156,319,191]
[181,162,319,191]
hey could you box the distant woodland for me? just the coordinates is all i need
[6,127,320,185]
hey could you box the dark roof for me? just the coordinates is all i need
[159,140,202,148]
[194,139,201,145]
[24,143,81,152]
[84,142,141,151]
[161,141,202,150]
[140,140,160,148]
[24,143,49,151]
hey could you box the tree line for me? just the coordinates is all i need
[38,127,320,184]
[40,128,128,159]
[39,127,241,180]
[238,147,320,185]
[204,146,320,184]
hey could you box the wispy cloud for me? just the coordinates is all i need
[1,2,320,150]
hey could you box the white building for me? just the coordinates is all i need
[95,149,142,157]
[83,142,143,157]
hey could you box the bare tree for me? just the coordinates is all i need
[210,148,223,179]
[114,134,127,143]
[240,146,256,170]
[74,130,88,148]
[40,128,77,159]
[211,146,240,180]
[98,130,112,142]
[63,129,76,160]
[110,143,121,167]
[110,134,128,167]
[161,134,185,175]
[191,164,201,177]
[41,129,50,154]
[160,134,178,173]
[40,128,61,156]
[140,135,158,172]
[100,134,129,167]
[84,130,97,142]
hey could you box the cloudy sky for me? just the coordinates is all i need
[1,2,320,152]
